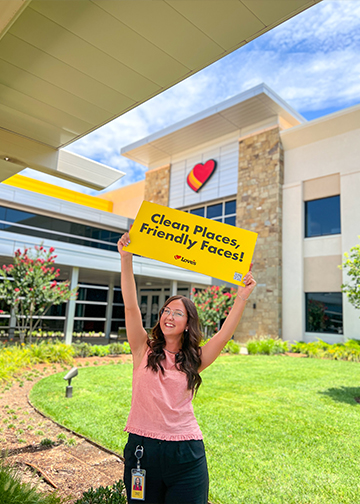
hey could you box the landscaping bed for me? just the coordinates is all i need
[0,356,130,503]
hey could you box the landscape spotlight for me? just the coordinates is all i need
[63,367,78,398]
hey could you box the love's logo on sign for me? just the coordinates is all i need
[187,159,217,192]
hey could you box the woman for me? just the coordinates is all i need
[118,232,256,504]
[133,477,142,491]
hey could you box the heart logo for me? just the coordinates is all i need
[174,255,182,260]
[187,159,217,192]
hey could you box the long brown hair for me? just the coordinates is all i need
[146,295,203,393]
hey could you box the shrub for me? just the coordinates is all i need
[89,345,110,358]
[223,340,240,354]
[247,336,289,355]
[108,343,126,355]
[0,459,64,504]
[28,340,74,364]
[121,342,131,355]
[290,339,360,362]
[72,342,93,358]
[74,480,126,504]
[192,285,237,337]
[0,341,73,383]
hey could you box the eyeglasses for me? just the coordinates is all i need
[162,307,186,319]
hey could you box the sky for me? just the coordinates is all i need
[23,0,360,194]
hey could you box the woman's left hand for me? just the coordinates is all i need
[237,270,256,300]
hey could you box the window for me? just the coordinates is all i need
[185,199,237,226]
[305,196,341,238]
[0,205,124,251]
[305,293,343,334]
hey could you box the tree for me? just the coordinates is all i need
[192,285,237,338]
[340,239,360,313]
[0,245,78,343]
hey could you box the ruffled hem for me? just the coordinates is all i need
[124,425,203,442]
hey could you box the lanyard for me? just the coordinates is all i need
[135,445,144,470]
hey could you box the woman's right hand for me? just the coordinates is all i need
[117,232,132,259]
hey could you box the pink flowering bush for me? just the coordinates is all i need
[0,245,77,343]
[192,285,237,337]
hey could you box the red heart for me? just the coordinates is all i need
[187,159,217,192]
[174,255,181,260]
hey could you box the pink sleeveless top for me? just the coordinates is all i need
[125,349,203,441]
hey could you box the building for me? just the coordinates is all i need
[0,161,213,343]
[119,83,360,344]
[1,84,359,344]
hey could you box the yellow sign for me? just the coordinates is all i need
[125,201,257,285]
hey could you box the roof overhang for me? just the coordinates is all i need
[121,83,306,167]
[0,0,321,186]
[280,103,360,150]
[0,129,125,190]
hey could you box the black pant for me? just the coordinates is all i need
[124,433,209,504]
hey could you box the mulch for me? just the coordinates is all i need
[0,356,131,503]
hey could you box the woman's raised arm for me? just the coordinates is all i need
[118,233,148,365]
[199,270,256,372]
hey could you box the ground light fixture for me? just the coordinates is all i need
[63,367,78,398]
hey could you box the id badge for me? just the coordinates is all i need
[131,468,146,501]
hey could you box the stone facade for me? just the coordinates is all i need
[144,164,170,206]
[235,126,283,342]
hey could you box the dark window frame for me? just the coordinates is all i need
[0,205,124,252]
[305,195,341,238]
[184,198,237,226]
[305,292,343,334]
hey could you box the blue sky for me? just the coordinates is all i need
[24,0,360,194]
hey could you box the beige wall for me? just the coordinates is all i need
[282,105,360,342]
[304,255,342,292]
[303,173,340,201]
[98,180,145,219]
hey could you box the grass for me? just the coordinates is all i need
[29,356,360,504]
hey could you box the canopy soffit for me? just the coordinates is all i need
[0,0,321,187]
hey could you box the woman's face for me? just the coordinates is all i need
[160,299,188,339]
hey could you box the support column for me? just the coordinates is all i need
[236,126,283,341]
[9,308,17,341]
[170,280,178,296]
[64,267,79,345]
[104,281,114,342]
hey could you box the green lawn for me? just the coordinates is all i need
[30,356,360,504]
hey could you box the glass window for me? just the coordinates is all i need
[77,287,107,302]
[47,304,66,317]
[75,304,106,318]
[74,320,105,332]
[28,214,52,230]
[305,196,341,238]
[5,208,34,224]
[185,199,236,226]
[207,203,222,219]
[225,200,236,215]
[113,290,123,304]
[0,205,123,251]
[225,216,236,226]
[39,319,65,331]
[112,305,124,319]
[190,207,205,217]
[306,292,343,334]
[111,321,122,332]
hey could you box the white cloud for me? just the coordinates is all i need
[62,0,360,191]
